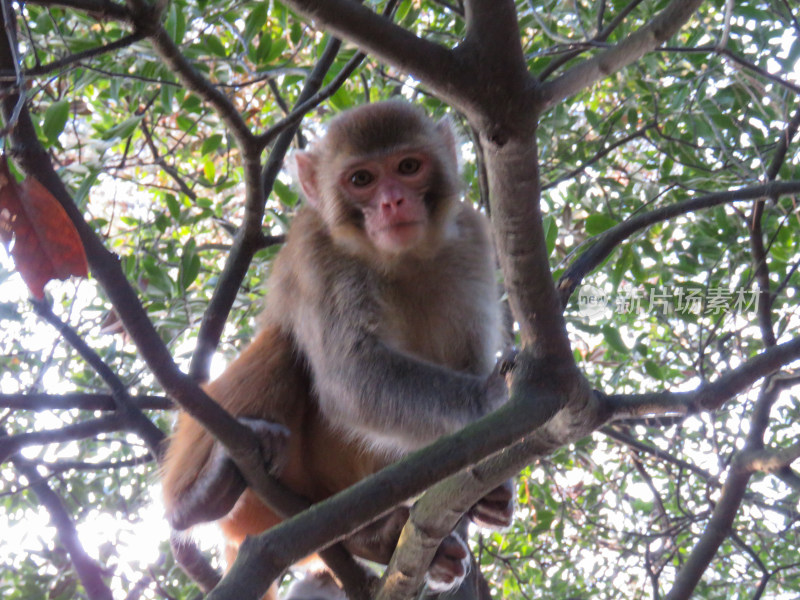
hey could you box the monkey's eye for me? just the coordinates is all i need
[350,170,375,187]
[397,157,422,175]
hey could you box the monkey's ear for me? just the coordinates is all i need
[292,151,322,207]
[436,117,461,173]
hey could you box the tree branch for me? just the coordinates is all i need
[749,104,800,346]
[736,442,800,475]
[207,361,572,600]
[0,392,172,411]
[280,0,460,104]
[542,120,656,190]
[558,180,800,305]
[31,298,166,458]
[661,45,800,96]
[26,0,130,22]
[0,415,123,465]
[538,0,648,81]
[125,0,255,149]
[254,47,368,150]
[666,372,783,599]
[537,0,704,111]
[188,36,344,382]
[170,533,221,593]
[606,335,800,420]
[12,450,114,600]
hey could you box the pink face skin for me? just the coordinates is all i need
[341,150,432,254]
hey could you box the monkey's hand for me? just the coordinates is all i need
[468,479,515,530]
[167,418,289,530]
[426,531,470,593]
[237,416,290,476]
[482,369,509,416]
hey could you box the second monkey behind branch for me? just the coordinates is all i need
[161,100,514,599]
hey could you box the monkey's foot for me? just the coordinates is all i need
[469,479,515,530]
[238,417,291,475]
[425,531,470,593]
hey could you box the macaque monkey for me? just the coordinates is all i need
[161,101,514,599]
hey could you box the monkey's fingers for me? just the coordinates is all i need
[238,417,291,476]
[468,479,515,530]
[496,346,518,377]
[425,531,469,593]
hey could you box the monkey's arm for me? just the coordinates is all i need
[287,269,506,450]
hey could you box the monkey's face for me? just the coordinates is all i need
[339,150,433,254]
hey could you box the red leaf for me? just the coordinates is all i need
[0,156,88,298]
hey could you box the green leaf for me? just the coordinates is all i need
[204,34,227,57]
[164,194,181,219]
[102,116,142,141]
[585,214,618,235]
[42,100,70,145]
[643,360,664,380]
[243,4,267,43]
[201,134,223,156]
[273,180,298,207]
[180,239,200,290]
[543,215,557,257]
[602,325,628,354]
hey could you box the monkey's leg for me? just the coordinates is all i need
[168,417,289,530]
[468,479,515,530]
[425,526,471,593]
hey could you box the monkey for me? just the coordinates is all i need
[161,101,514,599]
[283,570,346,600]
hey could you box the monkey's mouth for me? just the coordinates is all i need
[384,220,424,232]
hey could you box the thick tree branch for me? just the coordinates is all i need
[558,180,800,305]
[381,363,603,598]
[737,442,800,475]
[485,135,571,359]
[461,0,528,83]
[280,0,459,103]
[538,0,648,81]
[207,360,574,600]
[537,0,704,111]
